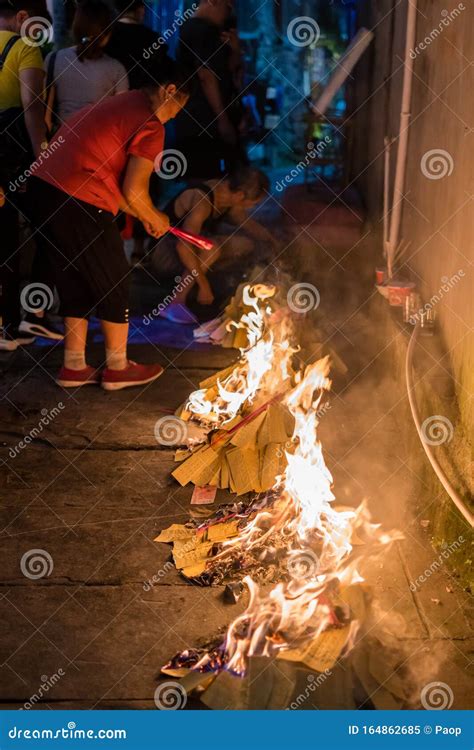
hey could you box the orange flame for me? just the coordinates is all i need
[185,284,294,426]
[197,358,396,675]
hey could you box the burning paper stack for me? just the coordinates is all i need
[173,396,294,495]
[158,357,399,704]
[173,284,298,495]
[154,515,242,579]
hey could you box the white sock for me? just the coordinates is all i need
[64,350,87,371]
[106,348,128,371]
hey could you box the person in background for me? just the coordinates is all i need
[44,0,128,133]
[175,0,245,179]
[0,0,61,351]
[146,167,276,323]
[105,0,167,90]
[105,0,168,266]
[27,56,191,391]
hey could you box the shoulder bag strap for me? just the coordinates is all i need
[0,35,21,71]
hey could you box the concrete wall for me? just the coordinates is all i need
[352,0,473,440]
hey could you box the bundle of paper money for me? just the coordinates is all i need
[173,395,295,495]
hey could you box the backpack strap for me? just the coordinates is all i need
[0,35,21,71]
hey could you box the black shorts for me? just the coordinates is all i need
[28,178,130,324]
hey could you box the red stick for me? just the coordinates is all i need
[211,392,285,447]
[169,227,214,252]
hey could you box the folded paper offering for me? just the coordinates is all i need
[279,624,352,672]
[157,516,243,580]
[172,397,294,495]
[191,485,217,505]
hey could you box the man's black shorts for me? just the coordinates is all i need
[28,177,130,324]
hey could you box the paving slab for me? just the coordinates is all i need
[0,448,219,586]
[0,367,226,449]
[359,543,427,639]
[0,585,245,704]
[0,449,187,527]
[399,539,474,640]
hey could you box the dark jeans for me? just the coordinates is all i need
[0,188,55,335]
[0,192,22,334]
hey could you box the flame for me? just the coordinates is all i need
[193,358,396,676]
[185,284,294,426]
[227,284,274,349]
[216,335,274,420]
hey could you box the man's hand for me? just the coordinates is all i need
[197,278,214,305]
[123,157,171,237]
[221,28,240,55]
[217,114,237,145]
[144,212,170,239]
[0,187,5,208]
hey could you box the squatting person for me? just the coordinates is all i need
[145,167,278,323]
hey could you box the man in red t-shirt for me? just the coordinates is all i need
[28,58,191,391]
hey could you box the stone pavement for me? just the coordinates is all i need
[0,191,472,709]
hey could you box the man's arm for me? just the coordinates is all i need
[19,68,47,158]
[221,28,243,90]
[121,156,170,237]
[226,207,278,247]
[198,67,236,145]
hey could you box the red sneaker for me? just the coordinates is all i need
[56,365,101,388]
[101,361,164,391]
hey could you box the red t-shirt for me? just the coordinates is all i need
[33,90,165,214]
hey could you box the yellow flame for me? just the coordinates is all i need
[210,357,396,675]
[185,284,292,426]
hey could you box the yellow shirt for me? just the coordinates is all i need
[0,31,44,109]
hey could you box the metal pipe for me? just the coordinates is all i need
[383,136,391,258]
[387,0,418,271]
[405,322,474,527]
[311,28,374,117]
